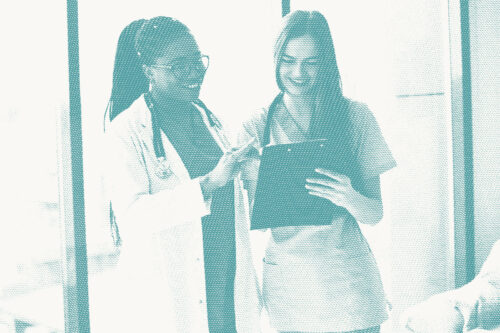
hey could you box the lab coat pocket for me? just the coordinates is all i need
[262,257,285,311]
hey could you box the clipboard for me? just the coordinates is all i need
[250,139,362,230]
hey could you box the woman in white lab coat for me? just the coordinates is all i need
[239,11,396,333]
[104,17,261,333]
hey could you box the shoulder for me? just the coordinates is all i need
[346,99,396,176]
[346,99,375,129]
[241,107,268,133]
[238,107,269,147]
[345,99,385,144]
[107,96,151,140]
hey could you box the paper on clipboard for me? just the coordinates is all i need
[250,139,362,230]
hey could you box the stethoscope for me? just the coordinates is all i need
[145,93,230,179]
[262,92,286,146]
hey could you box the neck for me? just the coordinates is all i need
[282,93,315,124]
[149,89,191,112]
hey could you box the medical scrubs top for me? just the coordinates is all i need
[239,99,397,332]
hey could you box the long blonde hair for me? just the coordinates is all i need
[273,10,351,142]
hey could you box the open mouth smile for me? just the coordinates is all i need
[183,83,201,89]
[289,78,309,86]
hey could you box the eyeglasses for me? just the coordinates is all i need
[150,54,210,79]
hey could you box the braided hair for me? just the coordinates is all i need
[106,16,192,121]
[135,16,192,66]
[105,17,193,247]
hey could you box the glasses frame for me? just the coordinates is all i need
[149,54,210,80]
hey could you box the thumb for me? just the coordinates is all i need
[233,139,257,160]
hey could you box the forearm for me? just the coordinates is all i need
[199,173,218,201]
[345,190,384,225]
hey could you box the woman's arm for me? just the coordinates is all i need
[106,126,256,239]
[237,116,264,215]
[240,158,260,210]
[106,129,212,239]
[305,168,383,225]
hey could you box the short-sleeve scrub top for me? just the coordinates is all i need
[239,99,397,332]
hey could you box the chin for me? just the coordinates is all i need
[285,86,315,97]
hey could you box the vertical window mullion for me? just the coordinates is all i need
[448,0,475,288]
[282,0,290,16]
[60,0,91,331]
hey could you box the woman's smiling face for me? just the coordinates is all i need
[146,34,206,102]
[279,34,321,97]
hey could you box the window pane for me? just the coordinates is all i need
[0,2,68,332]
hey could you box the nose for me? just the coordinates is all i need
[186,66,203,82]
[291,62,306,77]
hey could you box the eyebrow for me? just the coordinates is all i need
[169,52,202,63]
[282,54,320,60]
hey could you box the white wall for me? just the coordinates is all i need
[292,1,455,331]
[469,0,500,272]
[384,0,455,312]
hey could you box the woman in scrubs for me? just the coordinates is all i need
[239,10,396,333]
[104,17,260,332]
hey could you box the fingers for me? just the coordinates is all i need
[306,175,349,195]
[305,183,342,205]
[235,138,256,154]
[232,138,258,162]
[307,190,333,201]
[306,177,340,189]
[305,183,340,195]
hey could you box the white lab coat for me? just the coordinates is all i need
[104,95,261,332]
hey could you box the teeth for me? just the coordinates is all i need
[291,78,306,85]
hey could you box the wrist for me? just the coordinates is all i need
[199,174,212,201]
[349,190,382,225]
[200,172,218,200]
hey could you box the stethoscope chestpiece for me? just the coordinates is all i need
[155,156,173,179]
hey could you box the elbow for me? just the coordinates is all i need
[371,202,384,225]
[359,200,384,226]
[371,207,384,225]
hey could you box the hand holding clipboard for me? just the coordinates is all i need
[250,139,365,230]
[305,168,358,213]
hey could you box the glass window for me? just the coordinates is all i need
[0,2,68,332]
